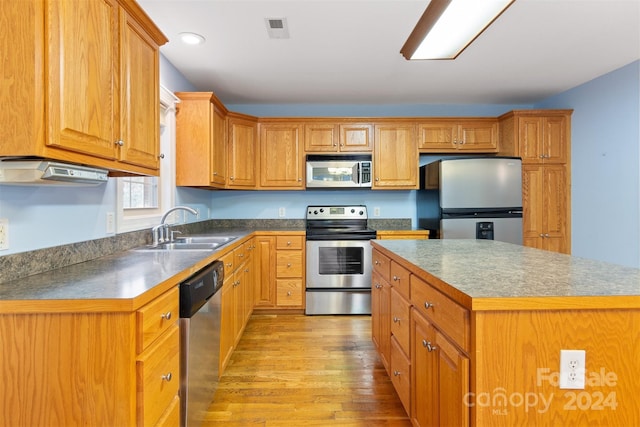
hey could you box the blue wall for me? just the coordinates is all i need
[2,55,639,268]
[535,60,640,267]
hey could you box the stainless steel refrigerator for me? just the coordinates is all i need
[417,157,523,245]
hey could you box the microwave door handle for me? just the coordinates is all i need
[356,162,361,184]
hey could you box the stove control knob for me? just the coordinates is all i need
[313,210,318,215]
[359,210,364,215]
[320,208,324,213]
[350,208,355,213]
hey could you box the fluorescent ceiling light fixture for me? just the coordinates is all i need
[179,32,206,45]
[400,0,514,60]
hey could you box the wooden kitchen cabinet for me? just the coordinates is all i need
[522,164,569,253]
[304,121,373,152]
[499,110,572,254]
[253,233,306,311]
[175,92,228,187]
[376,230,430,240]
[220,240,255,374]
[1,0,167,176]
[373,123,418,189]
[0,286,180,426]
[418,119,498,153]
[371,270,391,372]
[228,113,259,188]
[259,122,305,189]
[411,308,469,427]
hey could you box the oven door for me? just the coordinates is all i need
[306,239,372,289]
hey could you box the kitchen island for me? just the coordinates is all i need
[371,239,640,426]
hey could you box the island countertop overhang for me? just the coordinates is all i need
[371,239,640,311]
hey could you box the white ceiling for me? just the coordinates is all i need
[139,0,640,105]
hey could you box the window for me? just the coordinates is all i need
[115,85,178,233]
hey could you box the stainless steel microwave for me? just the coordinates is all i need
[306,155,372,188]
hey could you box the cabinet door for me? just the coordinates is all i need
[457,121,497,152]
[119,10,161,170]
[211,106,227,185]
[304,123,338,152]
[371,271,391,373]
[517,117,544,163]
[542,116,568,164]
[435,330,470,427]
[339,123,373,152]
[254,236,276,307]
[46,0,120,160]
[411,309,437,427]
[522,164,545,246]
[228,117,257,187]
[373,124,418,189]
[260,123,304,188]
[418,122,457,151]
[542,165,569,253]
[220,278,235,373]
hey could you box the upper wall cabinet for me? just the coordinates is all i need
[373,123,418,190]
[175,92,228,188]
[304,121,373,153]
[0,0,167,176]
[418,119,498,153]
[227,113,259,188]
[260,122,305,189]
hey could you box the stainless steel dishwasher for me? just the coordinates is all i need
[179,260,224,427]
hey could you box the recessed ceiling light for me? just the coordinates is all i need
[179,32,206,45]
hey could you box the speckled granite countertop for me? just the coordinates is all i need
[372,239,640,310]
[0,230,261,313]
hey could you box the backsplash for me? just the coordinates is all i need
[0,218,411,283]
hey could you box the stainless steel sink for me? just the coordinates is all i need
[175,236,237,245]
[134,235,237,251]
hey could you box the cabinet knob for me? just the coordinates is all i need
[287,241,292,246]
[287,291,292,296]
[544,233,550,237]
[287,263,292,267]
[213,172,218,176]
[393,316,400,323]
[161,372,172,382]
[374,260,379,265]
[392,275,399,281]
[424,301,434,309]
[539,154,545,159]
[161,312,172,320]
[115,139,124,147]
[375,177,380,181]
[230,176,235,180]
[375,283,382,289]
[158,153,165,159]
[393,370,401,376]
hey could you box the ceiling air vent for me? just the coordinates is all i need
[265,17,290,39]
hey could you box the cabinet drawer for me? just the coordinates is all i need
[137,325,180,427]
[276,251,303,277]
[410,276,470,351]
[390,261,410,300]
[390,336,411,416]
[234,243,247,267]
[390,287,411,357]
[276,235,304,250]
[372,249,390,282]
[221,250,235,273]
[137,287,179,352]
[276,279,303,306]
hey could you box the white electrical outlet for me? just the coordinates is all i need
[559,349,586,389]
[0,218,8,250]
[106,212,115,234]
[373,207,381,217]
[278,207,286,218]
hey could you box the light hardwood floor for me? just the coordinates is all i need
[204,314,412,426]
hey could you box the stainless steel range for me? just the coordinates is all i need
[305,205,377,315]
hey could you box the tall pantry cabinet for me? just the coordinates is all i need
[498,110,573,254]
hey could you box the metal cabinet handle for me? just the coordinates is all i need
[375,283,382,289]
[161,372,172,382]
[424,301,434,309]
[161,312,172,320]
[393,370,401,376]
[287,241,292,246]
[544,233,550,237]
[392,275,399,281]
[374,260,379,265]
[115,140,124,147]
[230,176,235,180]
[287,263,292,267]
[422,340,437,352]
[393,316,400,323]
[375,177,380,181]
[287,291,292,296]
[158,153,165,159]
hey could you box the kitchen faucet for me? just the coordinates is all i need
[152,206,199,246]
